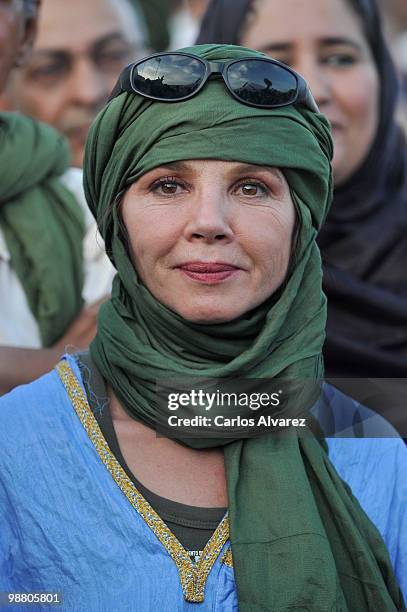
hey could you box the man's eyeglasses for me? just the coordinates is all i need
[109,51,319,112]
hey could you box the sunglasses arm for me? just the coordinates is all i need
[304,85,319,113]
[108,64,134,103]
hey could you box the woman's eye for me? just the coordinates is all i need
[152,179,185,195]
[236,182,267,197]
[160,182,178,194]
[322,53,357,68]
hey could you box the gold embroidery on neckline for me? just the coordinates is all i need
[56,360,230,603]
[221,548,233,568]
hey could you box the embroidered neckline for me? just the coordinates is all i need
[221,548,233,568]
[57,360,230,603]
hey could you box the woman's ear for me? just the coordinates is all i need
[15,1,41,68]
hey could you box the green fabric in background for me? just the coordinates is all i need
[0,113,85,346]
[134,0,180,50]
[84,44,404,611]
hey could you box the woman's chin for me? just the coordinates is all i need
[179,310,241,325]
[170,300,247,324]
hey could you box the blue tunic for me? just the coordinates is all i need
[0,356,405,611]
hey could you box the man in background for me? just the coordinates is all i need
[3,0,147,166]
[0,0,115,393]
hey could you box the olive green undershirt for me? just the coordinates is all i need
[76,353,227,559]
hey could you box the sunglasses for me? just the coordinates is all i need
[109,51,319,112]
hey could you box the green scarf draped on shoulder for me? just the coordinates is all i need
[83,45,405,610]
[0,113,85,346]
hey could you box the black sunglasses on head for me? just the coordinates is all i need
[108,51,319,112]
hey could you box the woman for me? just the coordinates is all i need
[197,0,407,383]
[0,45,405,610]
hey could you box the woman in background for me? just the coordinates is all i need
[198,0,407,383]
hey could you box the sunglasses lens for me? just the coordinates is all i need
[132,54,206,100]
[227,59,298,107]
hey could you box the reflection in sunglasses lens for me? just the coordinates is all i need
[227,60,298,106]
[132,54,206,99]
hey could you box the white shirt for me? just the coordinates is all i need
[0,168,115,348]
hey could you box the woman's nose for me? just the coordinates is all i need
[295,59,332,108]
[184,194,233,243]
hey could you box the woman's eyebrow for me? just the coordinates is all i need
[229,164,284,181]
[258,38,363,54]
[319,37,363,50]
[150,161,192,173]
[257,42,292,55]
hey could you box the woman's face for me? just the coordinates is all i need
[241,0,380,186]
[121,159,296,323]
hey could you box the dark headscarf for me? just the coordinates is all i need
[198,0,407,381]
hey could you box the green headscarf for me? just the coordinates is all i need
[0,113,85,346]
[84,45,404,610]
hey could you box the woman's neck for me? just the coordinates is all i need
[108,386,228,508]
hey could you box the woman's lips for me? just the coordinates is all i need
[178,262,240,284]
